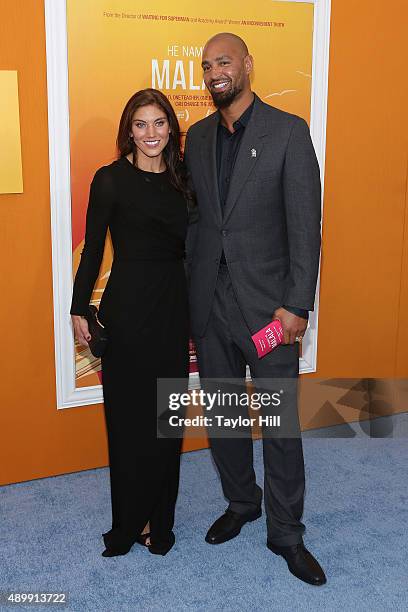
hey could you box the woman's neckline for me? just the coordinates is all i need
[123,156,167,175]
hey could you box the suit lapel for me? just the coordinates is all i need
[223,96,268,224]
[200,113,222,225]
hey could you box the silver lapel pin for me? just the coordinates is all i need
[251,148,257,158]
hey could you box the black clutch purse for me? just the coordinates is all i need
[84,305,109,358]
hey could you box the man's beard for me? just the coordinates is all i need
[210,82,243,109]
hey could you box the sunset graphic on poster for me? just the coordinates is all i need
[66,0,314,387]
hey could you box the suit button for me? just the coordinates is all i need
[221,230,228,236]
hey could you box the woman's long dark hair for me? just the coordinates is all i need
[117,88,194,203]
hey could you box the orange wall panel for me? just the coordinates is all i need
[0,1,109,485]
[314,0,408,378]
[395,164,408,377]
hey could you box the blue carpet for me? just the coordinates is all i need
[1,430,407,611]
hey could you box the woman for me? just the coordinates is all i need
[71,89,191,557]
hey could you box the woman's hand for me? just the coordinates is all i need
[71,315,91,347]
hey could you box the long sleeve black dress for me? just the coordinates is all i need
[71,156,189,555]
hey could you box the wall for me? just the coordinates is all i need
[0,1,407,485]
[315,0,408,379]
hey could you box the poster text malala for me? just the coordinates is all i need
[152,60,205,90]
[152,44,204,90]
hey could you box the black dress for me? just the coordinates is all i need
[70,157,189,554]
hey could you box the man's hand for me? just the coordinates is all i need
[273,307,307,345]
[71,315,91,347]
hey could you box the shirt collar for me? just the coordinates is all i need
[218,95,255,132]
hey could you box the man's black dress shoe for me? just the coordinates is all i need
[205,508,262,544]
[267,540,327,586]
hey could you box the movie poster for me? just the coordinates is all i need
[67,0,314,388]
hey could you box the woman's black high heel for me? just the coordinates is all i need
[101,530,137,557]
[101,546,132,557]
[135,532,151,547]
[148,531,175,556]
[101,529,175,556]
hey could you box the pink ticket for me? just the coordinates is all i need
[251,319,284,358]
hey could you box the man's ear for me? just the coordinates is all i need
[245,55,254,75]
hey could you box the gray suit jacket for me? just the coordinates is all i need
[184,94,321,338]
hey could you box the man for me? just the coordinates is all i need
[184,33,325,586]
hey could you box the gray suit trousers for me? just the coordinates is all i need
[194,264,306,546]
